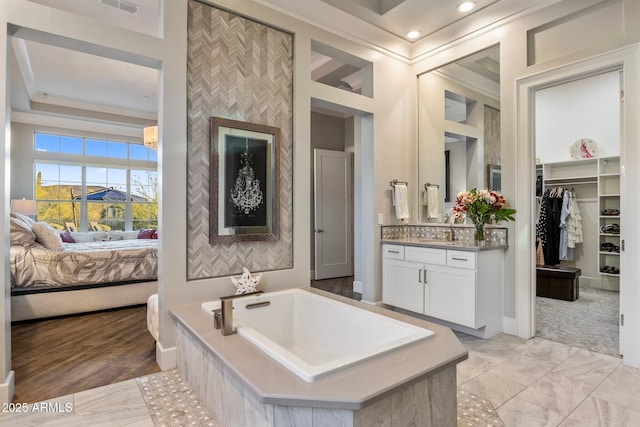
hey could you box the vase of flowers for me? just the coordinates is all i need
[453,189,516,245]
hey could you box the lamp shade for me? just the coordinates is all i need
[11,199,37,216]
[143,126,158,149]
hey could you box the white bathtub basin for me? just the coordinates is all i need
[201,288,434,382]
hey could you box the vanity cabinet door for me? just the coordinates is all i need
[425,265,478,328]
[382,259,424,313]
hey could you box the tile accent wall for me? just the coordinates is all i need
[186,0,294,279]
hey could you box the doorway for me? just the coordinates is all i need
[309,109,357,299]
[533,71,621,357]
[7,30,161,401]
[516,46,640,368]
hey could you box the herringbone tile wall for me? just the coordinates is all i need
[186,0,294,279]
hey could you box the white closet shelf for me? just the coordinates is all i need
[599,251,620,256]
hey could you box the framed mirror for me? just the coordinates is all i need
[417,45,500,223]
[209,117,280,244]
[487,164,501,191]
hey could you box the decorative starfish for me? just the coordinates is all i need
[231,267,262,295]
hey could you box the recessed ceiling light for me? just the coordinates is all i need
[406,30,421,40]
[457,1,476,13]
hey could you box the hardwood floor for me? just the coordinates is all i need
[11,305,160,403]
[311,276,361,300]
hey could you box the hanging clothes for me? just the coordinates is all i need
[536,189,551,264]
[567,190,583,247]
[544,188,563,265]
[559,190,573,261]
[536,187,583,266]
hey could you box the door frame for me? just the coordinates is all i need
[515,45,640,367]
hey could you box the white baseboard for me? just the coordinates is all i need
[502,316,517,336]
[353,280,362,293]
[0,370,14,404]
[156,342,177,371]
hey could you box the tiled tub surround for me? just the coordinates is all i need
[171,288,467,426]
[381,224,508,249]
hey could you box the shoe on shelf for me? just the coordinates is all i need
[600,265,620,274]
[600,242,620,252]
[600,223,620,234]
[602,209,620,216]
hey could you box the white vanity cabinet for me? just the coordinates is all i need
[382,243,504,338]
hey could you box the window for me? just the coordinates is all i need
[34,133,157,231]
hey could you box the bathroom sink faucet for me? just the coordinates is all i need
[214,291,263,336]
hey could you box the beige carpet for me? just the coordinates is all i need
[536,286,620,357]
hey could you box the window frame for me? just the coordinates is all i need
[33,132,157,232]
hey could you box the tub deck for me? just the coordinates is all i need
[170,288,467,415]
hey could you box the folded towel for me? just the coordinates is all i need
[393,184,409,220]
[427,186,439,218]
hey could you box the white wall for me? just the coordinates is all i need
[536,71,620,163]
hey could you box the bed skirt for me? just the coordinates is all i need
[11,281,158,321]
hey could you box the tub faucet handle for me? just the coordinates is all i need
[213,308,222,330]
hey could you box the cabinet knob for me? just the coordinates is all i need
[315,229,324,233]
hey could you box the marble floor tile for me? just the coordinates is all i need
[459,372,526,408]
[472,335,532,364]
[72,380,152,426]
[497,396,565,427]
[457,351,498,386]
[591,364,640,411]
[526,338,573,365]
[454,331,488,350]
[516,371,594,416]
[551,348,621,387]
[488,353,558,387]
[560,396,640,427]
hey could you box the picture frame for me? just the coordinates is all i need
[209,117,280,244]
[486,164,501,191]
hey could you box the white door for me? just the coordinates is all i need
[314,149,353,280]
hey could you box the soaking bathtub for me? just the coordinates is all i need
[201,288,434,382]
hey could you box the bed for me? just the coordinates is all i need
[9,213,158,321]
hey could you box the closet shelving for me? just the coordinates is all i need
[539,156,621,285]
[598,156,621,278]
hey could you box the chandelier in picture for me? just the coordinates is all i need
[230,142,263,214]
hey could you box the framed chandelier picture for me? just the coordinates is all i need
[209,117,280,244]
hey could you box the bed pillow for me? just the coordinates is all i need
[137,229,156,239]
[9,217,36,246]
[60,230,76,243]
[32,222,64,251]
[10,211,36,227]
[70,231,107,243]
[104,231,123,241]
[118,231,140,240]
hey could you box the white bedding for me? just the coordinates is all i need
[11,239,158,289]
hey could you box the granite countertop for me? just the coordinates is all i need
[169,288,467,410]
[380,238,508,251]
